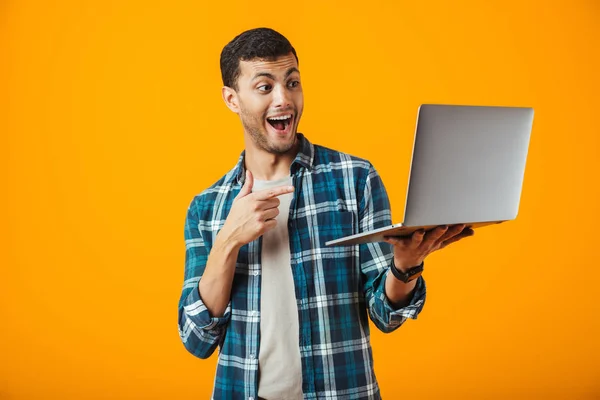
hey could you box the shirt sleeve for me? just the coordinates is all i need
[359,163,427,333]
[178,197,232,359]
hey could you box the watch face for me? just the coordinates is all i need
[390,261,424,283]
[407,271,423,282]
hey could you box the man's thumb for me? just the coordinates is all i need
[236,170,254,199]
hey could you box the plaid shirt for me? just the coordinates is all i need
[178,133,426,400]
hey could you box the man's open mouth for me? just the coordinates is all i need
[266,114,293,132]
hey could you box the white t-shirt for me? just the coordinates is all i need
[252,176,303,400]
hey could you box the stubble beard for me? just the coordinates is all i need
[240,108,298,155]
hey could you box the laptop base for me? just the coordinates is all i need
[325,220,504,247]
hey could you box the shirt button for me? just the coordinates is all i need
[249,354,255,359]
[251,311,257,316]
[249,397,254,400]
[252,270,259,276]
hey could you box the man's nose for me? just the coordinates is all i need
[272,84,291,108]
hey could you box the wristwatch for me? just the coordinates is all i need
[390,259,424,283]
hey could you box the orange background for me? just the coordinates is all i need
[2,1,599,399]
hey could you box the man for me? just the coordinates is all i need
[178,27,473,400]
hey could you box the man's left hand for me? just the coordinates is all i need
[383,224,474,272]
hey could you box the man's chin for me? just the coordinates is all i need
[267,133,297,154]
[268,142,296,155]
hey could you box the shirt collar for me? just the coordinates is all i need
[231,133,314,186]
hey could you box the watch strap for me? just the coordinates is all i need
[390,259,424,283]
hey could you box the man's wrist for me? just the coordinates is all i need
[393,258,423,273]
[390,258,424,283]
[214,228,243,254]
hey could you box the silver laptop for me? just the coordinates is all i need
[325,104,534,246]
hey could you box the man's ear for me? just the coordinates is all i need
[222,86,239,113]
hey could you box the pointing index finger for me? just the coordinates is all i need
[254,185,295,200]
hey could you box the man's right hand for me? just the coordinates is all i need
[218,170,294,248]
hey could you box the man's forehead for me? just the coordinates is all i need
[239,54,299,79]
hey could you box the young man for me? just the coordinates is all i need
[178,28,473,400]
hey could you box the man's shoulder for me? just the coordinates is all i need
[187,168,238,214]
[312,143,374,173]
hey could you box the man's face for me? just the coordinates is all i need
[231,53,304,155]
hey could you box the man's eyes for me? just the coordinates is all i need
[258,84,272,92]
[256,80,300,92]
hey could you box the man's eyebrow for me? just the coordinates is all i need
[285,67,300,79]
[251,72,275,81]
[251,67,300,82]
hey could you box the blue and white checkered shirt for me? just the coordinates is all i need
[178,133,426,400]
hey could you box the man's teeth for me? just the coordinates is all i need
[268,115,292,121]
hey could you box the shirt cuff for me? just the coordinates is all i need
[182,283,231,331]
[382,269,426,320]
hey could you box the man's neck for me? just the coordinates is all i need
[244,138,300,181]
